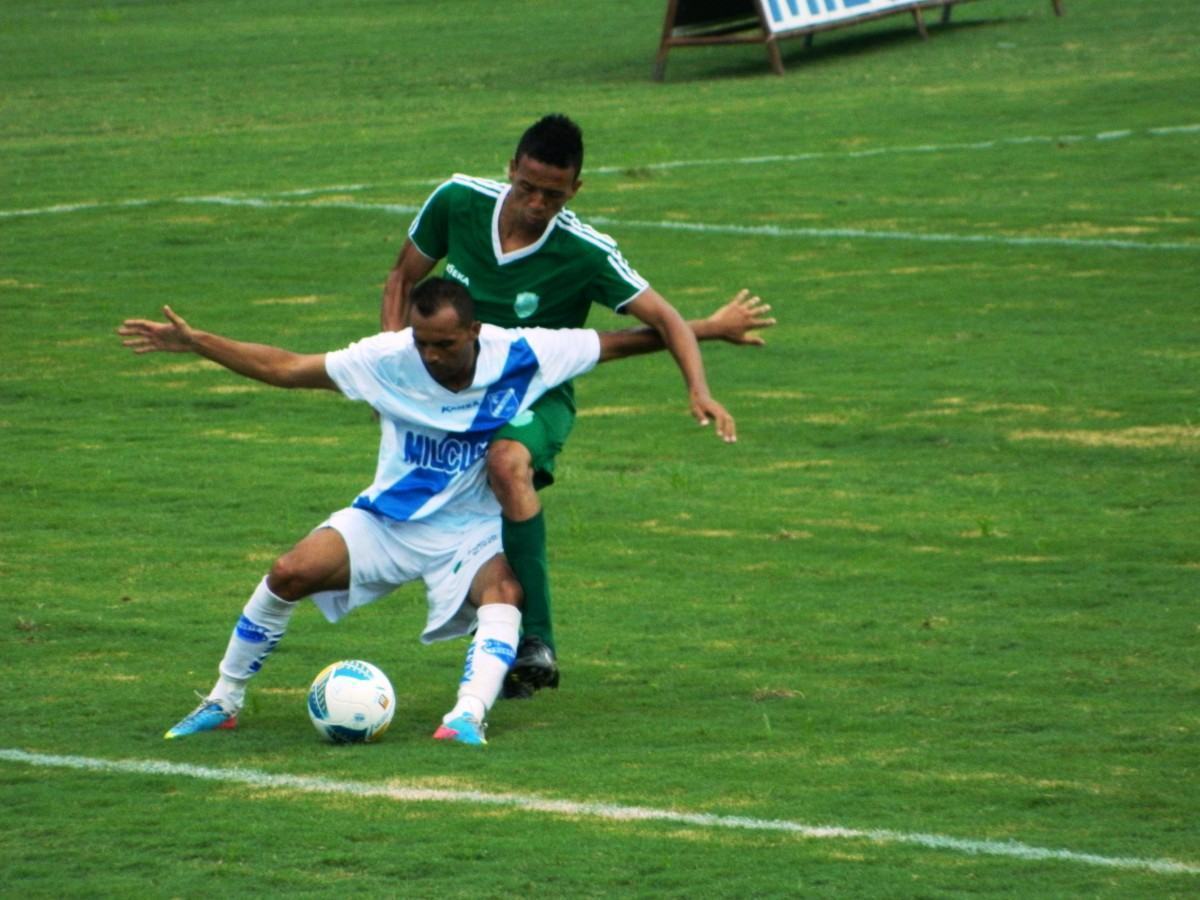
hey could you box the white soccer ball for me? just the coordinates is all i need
[307,659,395,743]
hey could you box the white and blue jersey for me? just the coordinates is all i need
[324,324,600,528]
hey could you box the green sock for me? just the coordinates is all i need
[502,511,554,652]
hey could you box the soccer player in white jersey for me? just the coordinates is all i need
[119,277,726,745]
[381,114,774,698]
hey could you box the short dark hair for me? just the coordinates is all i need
[515,114,584,176]
[410,277,476,326]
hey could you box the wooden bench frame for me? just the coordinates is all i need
[653,0,1064,80]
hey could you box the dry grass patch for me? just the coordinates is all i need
[123,359,221,376]
[990,555,1065,564]
[804,413,854,426]
[252,295,322,306]
[637,519,737,539]
[794,517,881,533]
[1010,426,1200,449]
[207,384,264,394]
[577,405,645,418]
[764,459,833,470]
[739,390,809,400]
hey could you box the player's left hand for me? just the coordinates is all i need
[706,289,775,346]
[691,391,736,443]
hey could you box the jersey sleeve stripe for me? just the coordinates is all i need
[558,213,619,252]
[409,175,505,255]
[450,174,504,197]
[406,179,453,243]
[557,212,648,296]
[613,284,649,313]
[605,253,649,292]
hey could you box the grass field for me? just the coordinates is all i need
[2,0,1198,895]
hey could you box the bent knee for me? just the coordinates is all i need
[268,554,320,601]
[486,440,534,487]
[498,576,523,608]
[477,572,523,609]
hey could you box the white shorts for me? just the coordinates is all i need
[308,507,502,644]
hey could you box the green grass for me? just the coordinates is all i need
[2,0,1198,896]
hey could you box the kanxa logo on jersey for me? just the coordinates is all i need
[445,263,470,286]
[403,431,489,474]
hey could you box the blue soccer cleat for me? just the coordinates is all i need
[432,713,487,746]
[164,697,238,740]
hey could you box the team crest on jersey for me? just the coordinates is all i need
[514,291,540,319]
[487,388,520,420]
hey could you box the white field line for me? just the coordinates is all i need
[2,748,1197,876]
[585,123,1200,175]
[0,198,155,218]
[175,121,1200,185]
[2,190,1191,253]
[585,216,1200,252]
[2,122,1196,251]
[1,120,1196,217]
[4,120,1197,217]
[178,195,421,217]
[174,195,1198,253]
[0,190,1194,253]
[0,189,378,220]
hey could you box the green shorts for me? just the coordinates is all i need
[493,383,576,489]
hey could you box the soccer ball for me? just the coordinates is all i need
[307,659,395,743]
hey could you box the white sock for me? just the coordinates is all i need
[209,577,297,709]
[444,604,521,724]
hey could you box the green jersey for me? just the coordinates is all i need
[407,175,649,329]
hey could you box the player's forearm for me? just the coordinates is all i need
[595,317,724,360]
[189,330,314,388]
[598,328,660,362]
[382,241,437,331]
[381,267,411,332]
[656,311,713,398]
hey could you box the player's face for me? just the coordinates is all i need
[505,155,581,232]
[410,305,481,390]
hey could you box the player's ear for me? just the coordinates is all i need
[470,321,482,339]
[507,158,518,181]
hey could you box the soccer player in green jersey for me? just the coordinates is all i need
[381,114,773,697]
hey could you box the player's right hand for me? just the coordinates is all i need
[117,305,197,354]
[691,391,736,443]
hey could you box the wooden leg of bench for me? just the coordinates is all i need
[913,7,929,40]
[766,37,785,75]
[652,47,669,82]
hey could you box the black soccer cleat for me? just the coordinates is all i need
[501,635,560,699]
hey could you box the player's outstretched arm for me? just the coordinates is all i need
[621,289,737,443]
[118,305,337,390]
[598,294,768,359]
[593,324,739,437]
[602,289,774,359]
